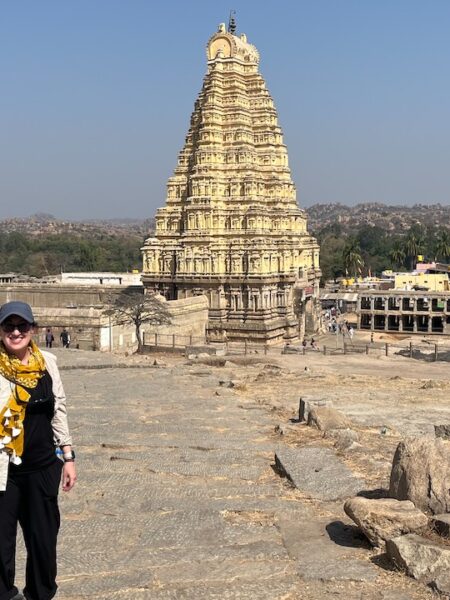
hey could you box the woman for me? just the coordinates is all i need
[0,301,76,600]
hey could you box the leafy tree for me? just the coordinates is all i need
[343,237,364,278]
[389,242,406,269]
[402,230,425,270]
[317,234,346,282]
[0,231,143,275]
[434,229,450,262]
[103,288,172,353]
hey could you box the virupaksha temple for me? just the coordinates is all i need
[142,20,321,344]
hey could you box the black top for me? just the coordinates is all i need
[10,370,58,473]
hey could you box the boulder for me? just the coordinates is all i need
[430,572,450,596]
[389,437,450,514]
[325,428,360,451]
[386,534,450,580]
[307,406,352,432]
[344,497,428,547]
[299,397,333,422]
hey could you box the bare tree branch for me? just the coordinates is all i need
[103,288,171,352]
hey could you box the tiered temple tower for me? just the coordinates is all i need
[142,22,321,344]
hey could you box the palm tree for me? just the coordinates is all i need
[343,238,364,278]
[402,231,424,270]
[434,229,450,263]
[389,242,406,269]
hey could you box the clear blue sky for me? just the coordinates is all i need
[1,0,449,219]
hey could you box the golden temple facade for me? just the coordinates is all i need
[142,23,321,343]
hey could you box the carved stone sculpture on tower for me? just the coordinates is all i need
[142,22,321,343]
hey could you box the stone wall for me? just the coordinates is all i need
[0,284,208,351]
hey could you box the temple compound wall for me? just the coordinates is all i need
[0,284,208,351]
[357,290,450,335]
[142,23,321,344]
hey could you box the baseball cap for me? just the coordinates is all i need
[0,301,35,325]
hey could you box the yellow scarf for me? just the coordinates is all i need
[0,341,46,464]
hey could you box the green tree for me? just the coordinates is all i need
[434,229,450,262]
[402,230,424,270]
[318,235,346,282]
[343,238,364,278]
[389,242,406,269]
[103,288,172,353]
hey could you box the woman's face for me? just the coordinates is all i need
[0,316,35,358]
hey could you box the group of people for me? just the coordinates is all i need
[302,337,319,351]
[324,311,355,340]
[44,328,71,349]
[0,301,76,600]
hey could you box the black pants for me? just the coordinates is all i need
[0,461,62,600]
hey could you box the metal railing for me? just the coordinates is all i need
[142,332,206,351]
[327,341,450,362]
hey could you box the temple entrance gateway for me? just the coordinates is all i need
[142,21,320,344]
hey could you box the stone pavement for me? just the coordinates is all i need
[14,350,436,599]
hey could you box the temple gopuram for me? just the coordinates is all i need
[142,20,321,344]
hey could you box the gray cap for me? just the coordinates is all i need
[0,301,35,325]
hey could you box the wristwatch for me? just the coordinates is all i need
[63,450,76,462]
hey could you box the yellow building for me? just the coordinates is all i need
[394,273,449,292]
[142,22,320,343]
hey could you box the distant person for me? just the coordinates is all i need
[302,339,307,349]
[311,337,318,351]
[45,328,54,348]
[60,328,70,348]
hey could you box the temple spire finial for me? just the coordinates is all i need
[228,10,236,35]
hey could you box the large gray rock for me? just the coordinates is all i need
[386,533,450,580]
[344,497,428,547]
[330,428,360,452]
[275,447,363,501]
[307,406,352,432]
[299,397,333,422]
[430,571,450,596]
[389,437,450,514]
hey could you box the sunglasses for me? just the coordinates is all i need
[1,322,33,334]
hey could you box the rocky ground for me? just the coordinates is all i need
[14,345,450,599]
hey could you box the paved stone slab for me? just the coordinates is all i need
[276,514,377,582]
[275,446,364,500]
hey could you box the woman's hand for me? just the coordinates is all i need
[62,462,77,492]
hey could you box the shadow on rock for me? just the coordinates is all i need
[370,552,398,572]
[326,520,371,549]
[357,488,389,499]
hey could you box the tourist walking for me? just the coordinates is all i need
[59,328,70,348]
[45,328,54,348]
[0,301,76,600]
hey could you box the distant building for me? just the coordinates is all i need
[357,290,450,334]
[0,273,18,284]
[59,272,143,286]
[393,273,449,292]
